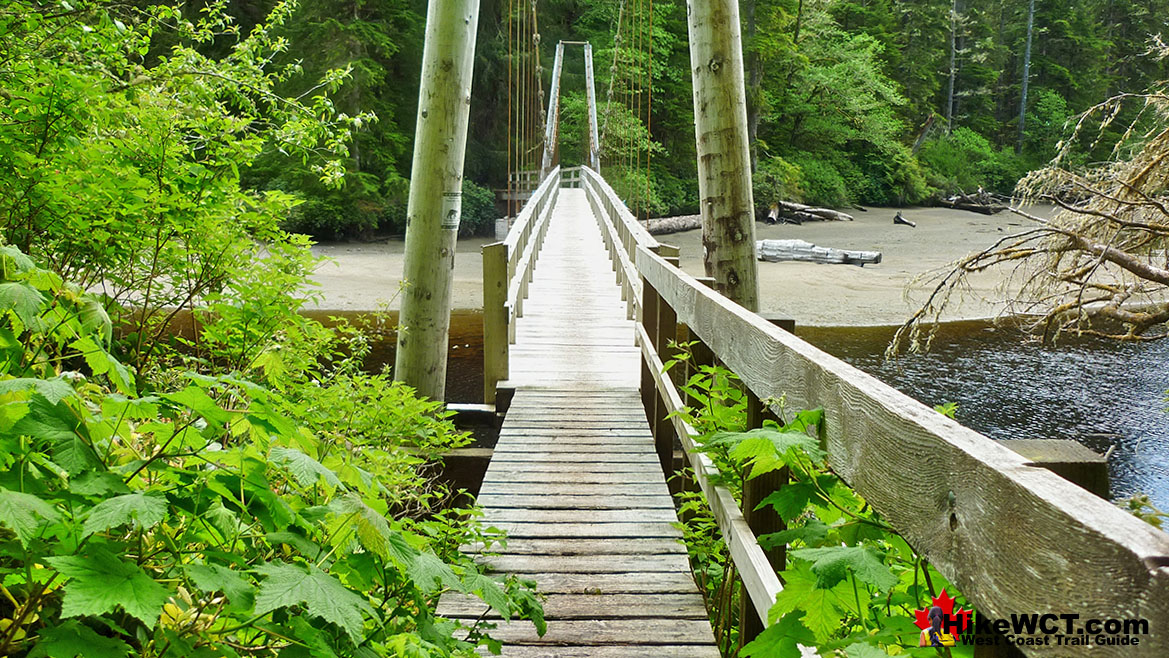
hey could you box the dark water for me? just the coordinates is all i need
[798,322,1169,508]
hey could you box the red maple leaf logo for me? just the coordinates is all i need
[914,589,972,633]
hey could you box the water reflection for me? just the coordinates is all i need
[798,322,1169,508]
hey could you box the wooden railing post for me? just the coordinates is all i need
[738,319,792,644]
[640,280,661,440]
[482,242,509,404]
[653,296,679,477]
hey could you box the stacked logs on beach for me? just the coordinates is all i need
[939,189,1007,215]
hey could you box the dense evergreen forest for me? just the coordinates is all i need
[217,0,1169,238]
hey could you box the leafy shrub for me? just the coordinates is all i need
[752,156,803,207]
[0,245,544,657]
[664,350,973,656]
[918,127,1027,196]
[791,156,851,207]
[459,180,499,238]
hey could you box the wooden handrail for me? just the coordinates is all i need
[581,165,660,319]
[482,167,561,403]
[633,243,1169,655]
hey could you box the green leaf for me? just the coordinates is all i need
[0,378,76,404]
[789,545,898,592]
[740,612,816,658]
[9,394,99,475]
[407,551,460,594]
[254,561,374,642]
[756,482,815,522]
[271,447,343,488]
[0,487,60,547]
[186,563,253,605]
[83,492,168,537]
[844,641,894,658]
[48,548,169,628]
[463,572,510,619]
[28,619,131,658]
[328,494,417,565]
[78,297,113,346]
[0,281,45,325]
[164,386,231,426]
[71,471,131,496]
[759,519,830,549]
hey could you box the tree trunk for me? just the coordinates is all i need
[946,0,958,132]
[1017,0,1036,153]
[394,0,481,401]
[743,0,760,171]
[685,0,760,311]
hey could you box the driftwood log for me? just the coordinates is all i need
[646,214,701,235]
[939,189,1007,215]
[767,201,854,224]
[756,239,881,266]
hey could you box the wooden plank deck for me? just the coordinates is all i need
[438,189,718,656]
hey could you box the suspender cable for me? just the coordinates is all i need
[507,0,513,215]
[645,0,653,224]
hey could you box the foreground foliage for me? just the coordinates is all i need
[667,352,970,657]
[0,247,544,656]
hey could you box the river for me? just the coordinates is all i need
[799,322,1169,509]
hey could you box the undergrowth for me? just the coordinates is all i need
[665,344,972,658]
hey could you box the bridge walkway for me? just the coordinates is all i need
[437,189,719,656]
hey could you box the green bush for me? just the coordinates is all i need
[459,179,499,238]
[0,246,545,658]
[791,156,851,207]
[918,127,1027,196]
[752,156,803,207]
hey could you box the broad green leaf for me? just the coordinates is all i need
[48,548,168,628]
[0,245,35,276]
[71,471,131,496]
[328,493,416,565]
[759,519,830,549]
[78,297,113,346]
[0,281,45,325]
[0,487,60,547]
[254,561,374,642]
[8,394,99,475]
[164,386,231,425]
[0,378,75,404]
[407,551,460,594]
[790,545,898,592]
[271,446,343,488]
[28,619,131,658]
[462,572,510,619]
[740,612,816,658]
[801,585,847,643]
[844,641,895,657]
[756,482,815,522]
[82,492,168,537]
[186,563,253,605]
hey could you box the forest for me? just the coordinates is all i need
[216,0,1169,238]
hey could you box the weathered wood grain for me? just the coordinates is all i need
[476,553,691,574]
[438,592,707,619]
[463,538,686,555]
[459,618,715,645]
[489,646,720,658]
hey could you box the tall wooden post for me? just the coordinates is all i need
[394,0,481,400]
[685,0,760,312]
[584,43,601,171]
[541,42,565,176]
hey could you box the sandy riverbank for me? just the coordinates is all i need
[309,205,1047,327]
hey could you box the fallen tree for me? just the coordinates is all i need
[646,214,701,235]
[757,239,881,266]
[890,74,1169,355]
[938,189,1007,215]
[767,201,855,223]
